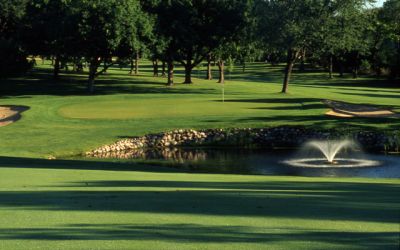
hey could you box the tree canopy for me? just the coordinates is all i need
[1,0,398,90]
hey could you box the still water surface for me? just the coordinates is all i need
[90,147,400,178]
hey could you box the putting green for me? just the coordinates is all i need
[58,96,307,120]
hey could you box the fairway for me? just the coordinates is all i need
[58,94,328,120]
[0,63,399,158]
[1,1,399,249]
[0,157,399,250]
[0,62,399,249]
[58,96,268,120]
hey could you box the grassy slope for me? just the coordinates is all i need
[0,62,399,249]
[0,62,399,158]
[0,157,399,250]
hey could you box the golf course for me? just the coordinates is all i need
[0,62,399,250]
[1,0,399,249]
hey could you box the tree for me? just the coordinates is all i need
[0,0,31,77]
[377,0,400,78]
[314,0,372,79]
[233,5,260,74]
[75,0,140,92]
[148,33,168,77]
[257,0,372,92]
[155,0,250,84]
[117,3,154,76]
[23,0,79,79]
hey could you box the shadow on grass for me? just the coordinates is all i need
[251,104,326,110]
[334,91,400,99]
[0,156,181,173]
[0,156,399,224]
[293,77,400,89]
[0,224,398,249]
[236,115,400,129]
[215,97,400,129]
[217,97,320,104]
[0,181,398,223]
[0,156,399,247]
[0,68,216,97]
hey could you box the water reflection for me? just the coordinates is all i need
[88,147,400,178]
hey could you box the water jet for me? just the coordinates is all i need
[284,139,380,168]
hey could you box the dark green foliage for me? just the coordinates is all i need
[376,0,400,78]
[0,0,28,38]
[154,0,251,84]
[0,0,398,89]
[0,0,31,77]
[0,39,31,77]
[73,0,144,92]
[22,0,80,78]
[116,1,154,75]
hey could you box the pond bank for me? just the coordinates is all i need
[86,126,400,156]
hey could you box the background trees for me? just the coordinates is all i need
[154,0,251,84]
[257,0,331,93]
[0,0,397,91]
[377,0,400,78]
[0,0,31,77]
[75,0,144,92]
[23,0,79,79]
[117,2,154,76]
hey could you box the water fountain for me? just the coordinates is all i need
[283,139,381,168]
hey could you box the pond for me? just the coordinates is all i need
[89,147,400,178]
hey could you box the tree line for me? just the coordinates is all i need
[0,0,399,93]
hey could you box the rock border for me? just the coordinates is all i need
[86,127,400,156]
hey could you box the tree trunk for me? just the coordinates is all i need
[184,63,193,84]
[129,59,134,75]
[329,55,333,79]
[167,60,174,86]
[182,55,193,84]
[53,56,60,79]
[152,59,159,77]
[88,73,95,93]
[206,54,212,80]
[161,61,166,77]
[217,60,225,84]
[103,58,108,74]
[282,49,297,93]
[87,59,99,93]
[134,52,139,75]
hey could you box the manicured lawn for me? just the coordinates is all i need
[0,62,399,249]
[0,157,399,250]
[0,62,398,158]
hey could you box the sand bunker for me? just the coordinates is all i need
[323,100,399,118]
[0,105,29,127]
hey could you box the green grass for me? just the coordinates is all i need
[0,157,399,250]
[0,62,399,158]
[0,62,399,249]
